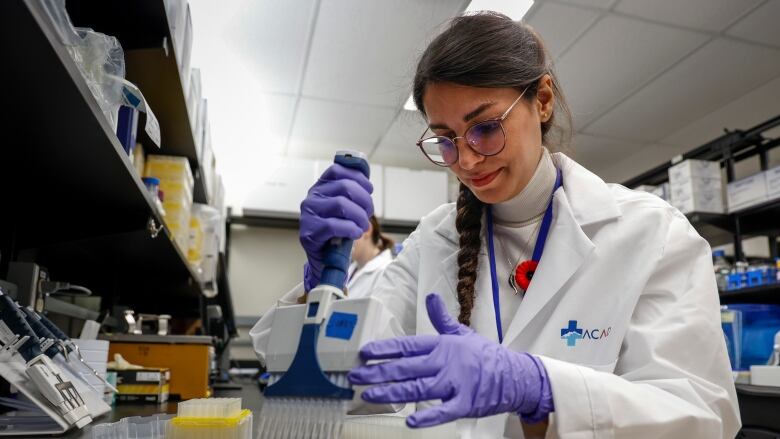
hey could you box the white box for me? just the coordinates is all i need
[670,178,724,214]
[727,173,768,212]
[765,166,780,201]
[179,5,193,94]
[165,0,187,61]
[196,98,208,160]
[652,182,670,202]
[187,68,201,132]
[750,365,780,387]
[633,185,657,193]
[668,159,721,185]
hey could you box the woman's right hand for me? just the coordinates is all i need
[300,163,374,291]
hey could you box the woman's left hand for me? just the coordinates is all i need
[347,293,554,428]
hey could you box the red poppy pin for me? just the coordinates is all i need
[514,260,539,291]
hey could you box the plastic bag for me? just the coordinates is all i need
[190,204,222,298]
[38,0,161,146]
[67,28,126,131]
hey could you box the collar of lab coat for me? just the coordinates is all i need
[431,153,622,346]
[358,249,393,274]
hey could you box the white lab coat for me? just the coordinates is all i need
[346,249,394,299]
[251,153,740,438]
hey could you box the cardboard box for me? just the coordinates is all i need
[668,159,721,184]
[765,166,780,201]
[727,173,768,212]
[112,367,170,404]
[670,178,724,214]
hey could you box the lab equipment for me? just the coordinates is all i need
[750,331,780,387]
[258,151,372,439]
[107,334,213,399]
[111,364,170,404]
[169,398,252,439]
[713,250,731,291]
[0,290,91,427]
[350,293,553,427]
[299,154,374,292]
[27,307,118,394]
[91,413,172,439]
[721,304,780,371]
[342,414,457,438]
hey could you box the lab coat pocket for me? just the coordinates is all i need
[575,358,618,374]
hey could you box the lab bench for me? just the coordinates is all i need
[62,378,264,438]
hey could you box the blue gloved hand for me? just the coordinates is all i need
[300,163,373,291]
[348,293,554,428]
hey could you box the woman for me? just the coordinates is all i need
[345,215,395,299]
[252,12,739,438]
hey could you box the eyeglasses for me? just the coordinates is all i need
[415,87,529,167]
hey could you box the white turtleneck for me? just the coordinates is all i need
[488,147,557,336]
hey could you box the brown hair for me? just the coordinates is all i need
[412,12,571,325]
[369,215,394,252]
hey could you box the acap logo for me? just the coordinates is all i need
[560,320,612,347]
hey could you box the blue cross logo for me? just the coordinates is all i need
[561,320,583,347]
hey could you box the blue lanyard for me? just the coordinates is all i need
[486,167,562,343]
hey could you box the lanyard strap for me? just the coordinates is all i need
[486,167,562,343]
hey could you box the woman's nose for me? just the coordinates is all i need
[457,139,484,171]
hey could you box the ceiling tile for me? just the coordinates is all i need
[288,98,397,159]
[570,133,645,174]
[613,0,763,32]
[555,15,708,128]
[726,0,780,48]
[228,0,319,94]
[371,111,438,169]
[662,75,780,149]
[526,2,602,59]
[555,0,617,10]
[301,0,466,107]
[585,38,780,143]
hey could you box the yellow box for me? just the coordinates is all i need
[108,338,212,400]
[144,155,194,192]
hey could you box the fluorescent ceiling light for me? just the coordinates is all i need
[464,0,534,21]
[403,94,416,111]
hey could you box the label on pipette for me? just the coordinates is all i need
[325,312,358,340]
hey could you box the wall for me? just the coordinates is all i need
[228,225,306,318]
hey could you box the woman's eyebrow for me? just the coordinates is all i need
[428,102,497,131]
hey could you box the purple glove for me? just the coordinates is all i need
[348,293,554,428]
[300,163,373,291]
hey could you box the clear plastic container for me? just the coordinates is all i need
[721,304,780,370]
[91,413,172,439]
[141,177,160,199]
[712,250,730,291]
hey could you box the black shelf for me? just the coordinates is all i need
[623,115,780,262]
[0,0,202,314]
[65,0,209,204]
[720,284,780,305]
[736,384,780,436]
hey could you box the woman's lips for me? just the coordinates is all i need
[470,169,501,188]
